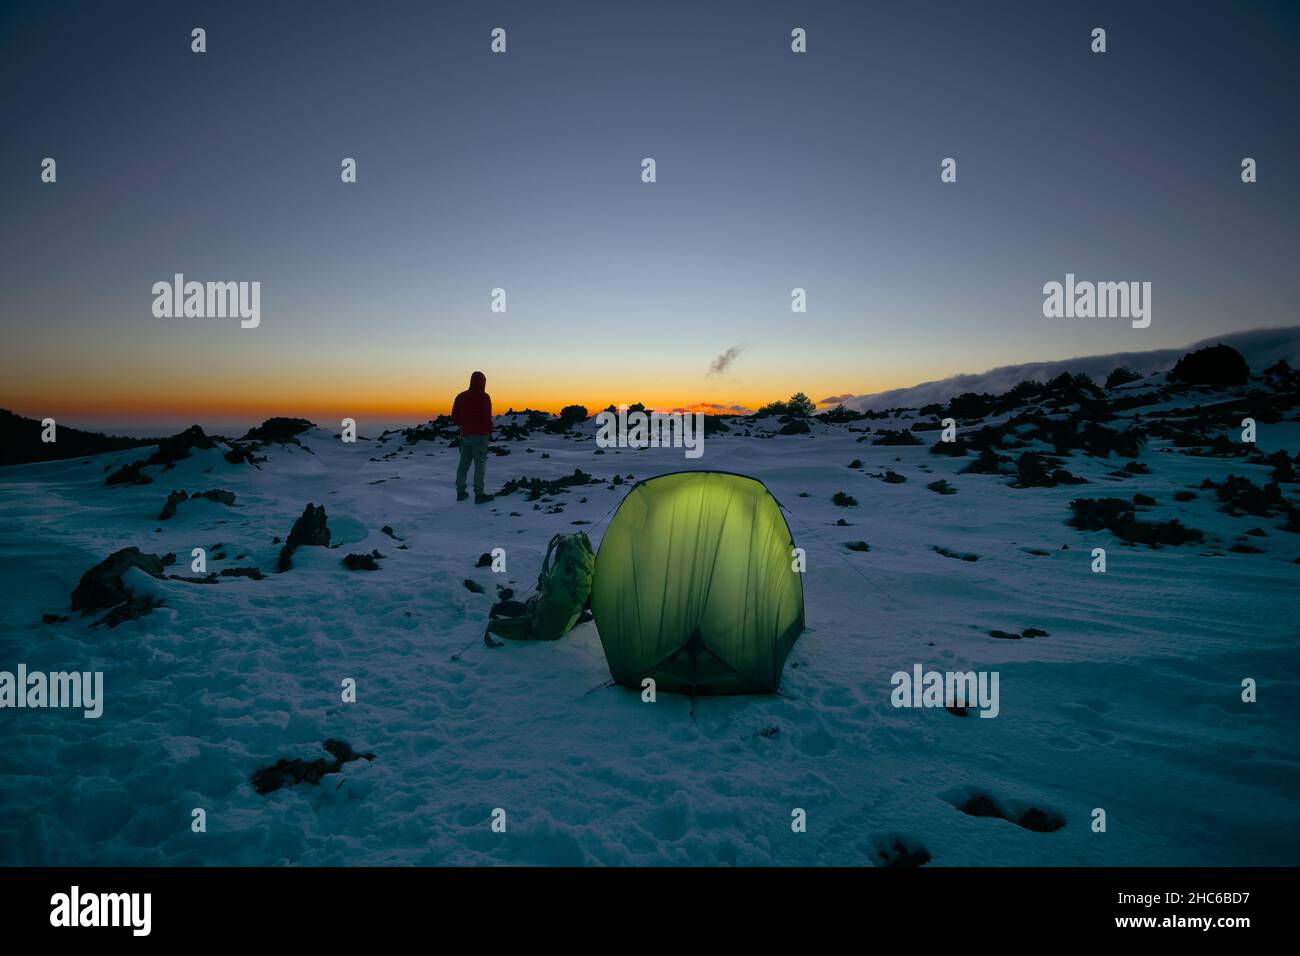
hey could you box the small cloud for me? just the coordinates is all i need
[817,393,856,406]
[708,346,744,376]
[681,401,753,415]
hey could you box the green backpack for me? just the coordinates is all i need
[486,532,595,641]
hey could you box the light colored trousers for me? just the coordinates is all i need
[456,434,488,495]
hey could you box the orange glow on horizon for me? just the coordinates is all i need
[2,344,926,428]
[0,384,896,428]
[2,368,921,427]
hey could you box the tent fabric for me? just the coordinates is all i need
[591,471,804,694]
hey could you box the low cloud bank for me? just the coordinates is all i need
[841,326,1300,411]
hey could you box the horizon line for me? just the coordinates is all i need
[5,323,1292,434]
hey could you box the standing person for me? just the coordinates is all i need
[452,370,494,503]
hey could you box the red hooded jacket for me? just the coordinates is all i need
[452,371,493,437]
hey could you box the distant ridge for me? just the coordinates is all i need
[843,326,1300,411]
[0,409,158,467]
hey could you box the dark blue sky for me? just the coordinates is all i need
[2,0,1297,429]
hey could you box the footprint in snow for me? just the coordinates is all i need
[951,792,1065,833]
[870,834,931,867]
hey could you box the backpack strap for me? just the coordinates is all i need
[538,533,562,586]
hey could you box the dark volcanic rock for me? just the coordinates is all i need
[158,490,189,520]
[386,416,458,446]
[105,460,152,486]
[71,547,174,614]
[146,425,215,467]
[251,739,375,795]
[220,566,265,580]
[159,488,236,520]
[933,545,979,562]
[495,469,600,501]
[223,442,266,466]
[342,552,381,571]
[277,504,330,572]
[1229,543,1265,554]
[92,595,164,628]
[167,573,219,585]
[241,417,313,444]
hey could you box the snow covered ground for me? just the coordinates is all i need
[1,378,1297,866]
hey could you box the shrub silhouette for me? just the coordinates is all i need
[1068,497,1203,546]
[872,429,923,446]
[1105,366,1142,389]
[961,448,1004,475]
[817,403,866,423]
[545,405,589,433]
[1169,344,1249,386]
[787,392,816,417]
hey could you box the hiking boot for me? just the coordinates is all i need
[474,493,494,504]
[456,490,469,501]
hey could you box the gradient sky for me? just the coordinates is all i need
[2,0,1297,432]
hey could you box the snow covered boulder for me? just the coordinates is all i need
[70,547,174,614]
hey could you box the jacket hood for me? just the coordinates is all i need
[469,371,487,391]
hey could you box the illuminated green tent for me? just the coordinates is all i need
[591,471,804,695]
